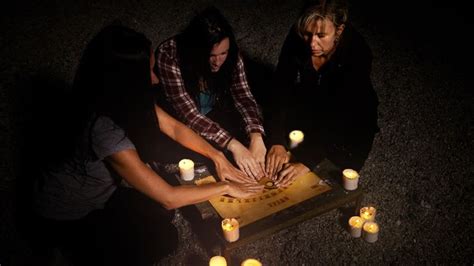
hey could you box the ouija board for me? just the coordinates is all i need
[195,172,332,227]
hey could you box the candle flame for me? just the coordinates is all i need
[343,169,359,179]
[241,258,262,266]
[179,159,194,170]
[209,256,227,266]
[223,222,234,231]
[363,221,379,233]
[349,216,364,228]
[222,218,238,232]
[289,130,304,141]
[360,206,376,221]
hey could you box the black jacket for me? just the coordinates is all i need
[267,23,379,170]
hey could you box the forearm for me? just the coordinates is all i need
[249,132,265,152]
[156,105,226,162]
[167,182,229,209]
[231,55,265,135]
[157,47,231,147]
[172,120,225,160]
[166,95,232,147]
[226,138,244,155]
[249,132,263,143]
[129,168,230,209]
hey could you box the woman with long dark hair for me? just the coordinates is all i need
[266,0,379,186]
[32,24,261,266]
[155,7,266,180]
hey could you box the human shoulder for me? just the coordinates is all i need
[91,116,128,144]
[91,115,135,160]
[92,115,121,132]
[156,36,178,60]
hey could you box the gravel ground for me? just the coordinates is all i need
[0,0,472,265]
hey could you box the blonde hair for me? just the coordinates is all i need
[296,0,348,38]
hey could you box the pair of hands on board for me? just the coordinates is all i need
[265,145,310,188]
[221,141,309,195]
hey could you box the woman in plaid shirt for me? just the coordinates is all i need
[155,7,266,181]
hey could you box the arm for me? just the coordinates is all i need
[229,55,265,138]
[281,26,377,174]
[106,149,263,210]
[230,56,266,163]
[155,40,232,148]
[226,55,266,178]
[265,25,303,177]
[249,132,266,171]
[155,105,256,184]
[226,137,264,180]
[266,144,290,179]
[274,162,310,188]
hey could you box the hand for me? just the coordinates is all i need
[226,181,264,199]
[227,138,265,180]
[249,133,267,178]
[274,162,310,188]
[266,145,290,180]
[213,152,256,184]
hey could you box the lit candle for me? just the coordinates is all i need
[209,255,227,266]
[221,218,239,242]
[360,206,377,222]
[178,159,194,181]
[289,130,304,149]
[348,216,365,238]
[241,258,262,266]
[363,221,379,243]
[342,169,360,191]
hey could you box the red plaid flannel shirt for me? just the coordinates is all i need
[156,38,264,148]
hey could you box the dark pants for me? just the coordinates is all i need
[29,187,178,266]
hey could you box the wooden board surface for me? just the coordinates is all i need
[195,172,332,227]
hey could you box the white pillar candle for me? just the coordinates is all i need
[221,218,239,242]
[178,159,194,181]
[363,221,379,243]
[360,206,377,222]
[348,216,365,238]
[209,255,227,266]
[241,258,262,266]
[342,169,360,190]
[289,130,304,149]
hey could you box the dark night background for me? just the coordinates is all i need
[0,0,472,265]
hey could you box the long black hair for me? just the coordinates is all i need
[49,25,159,166]
[176,6,239,103]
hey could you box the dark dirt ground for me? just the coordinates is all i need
[0,0,472,265]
